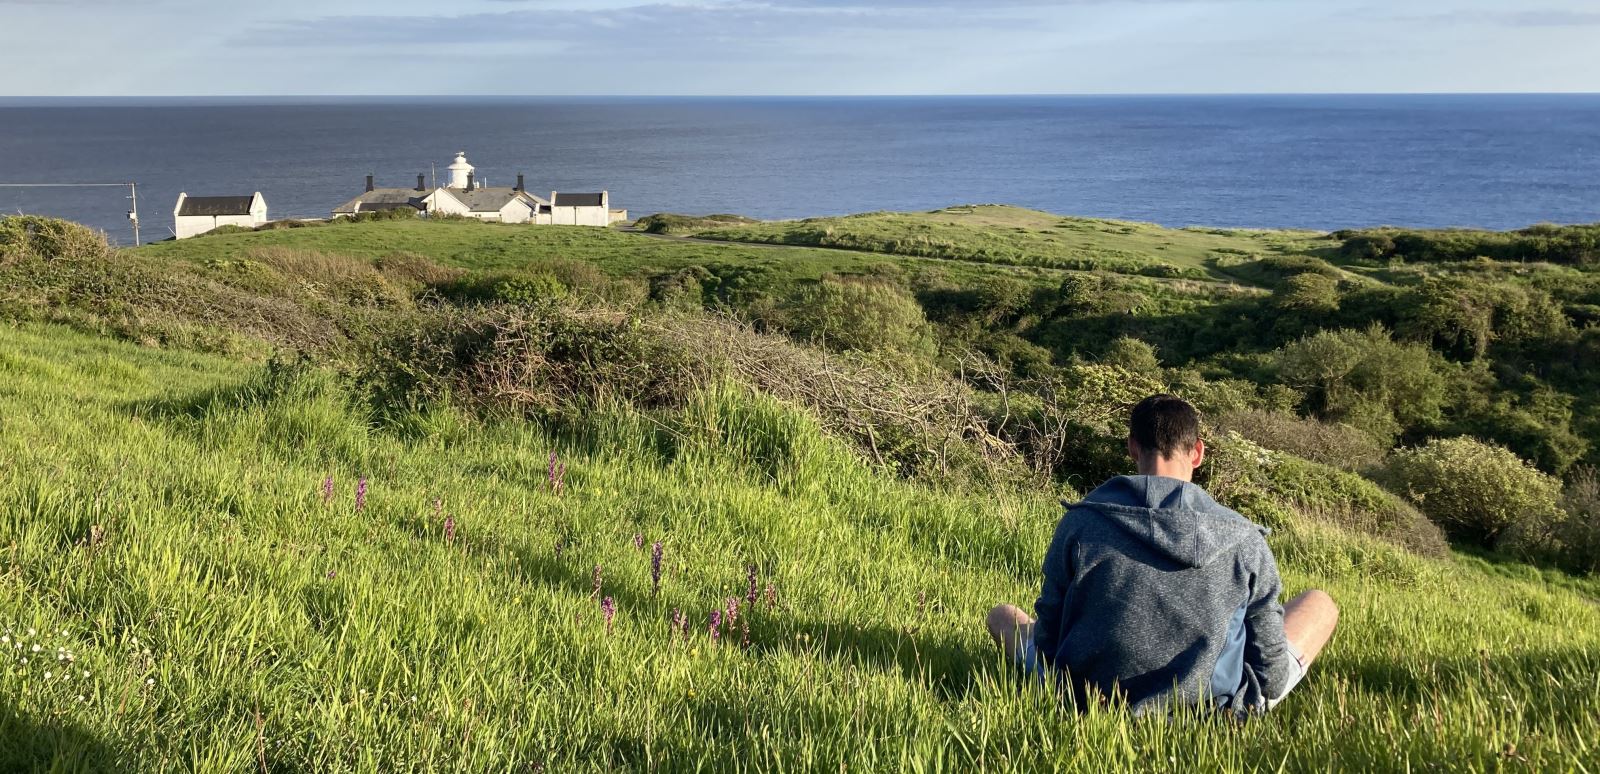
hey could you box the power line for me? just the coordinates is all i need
[0,182,141,245]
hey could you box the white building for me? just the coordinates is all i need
[547,191,628,227]
[173,192,267,239]
[331,152,622,226]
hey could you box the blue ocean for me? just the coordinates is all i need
[1,95,1598,245]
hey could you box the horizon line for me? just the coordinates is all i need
[4,91,1600,101]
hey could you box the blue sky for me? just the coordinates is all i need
[1,0,1598,95]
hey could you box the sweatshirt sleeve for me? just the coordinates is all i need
[1240,539,1294,709]
[1030,510,1075,667]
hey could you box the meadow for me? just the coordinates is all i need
[1,211,1598,771]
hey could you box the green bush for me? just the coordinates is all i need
[778,276,934,356]
[1273,326,1452,443]
[1215,409,1389,471]
[1384,437,1563,553]
[1201,432,1447,556]
[0,215,110,262]
[1101,336,1161,372]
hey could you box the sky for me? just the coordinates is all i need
[1,0,1598,95]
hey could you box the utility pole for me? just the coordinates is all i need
[0,182,143,245]
[128,182,140,246]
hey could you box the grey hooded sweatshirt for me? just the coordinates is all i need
[1032,475,1293,714]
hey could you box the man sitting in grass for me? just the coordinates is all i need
[987,394,1339,714]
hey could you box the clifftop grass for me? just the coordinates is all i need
[2,322,1598,770]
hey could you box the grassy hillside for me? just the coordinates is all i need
[2,210,1599,769]
[2,322,1597,771]
[642,205,1331,282]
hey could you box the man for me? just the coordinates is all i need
[987,394,1339,714]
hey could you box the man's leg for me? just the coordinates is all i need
[1283,589,1339,666]
[986,604,1035,662]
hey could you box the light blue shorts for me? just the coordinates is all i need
[1015,640,1308,707]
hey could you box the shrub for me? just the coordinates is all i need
[0,215,110,263]
[1101,336,1160,372]
[1273,325,1452,441]
[1199,432,1447,555]
[1557,468,1600,574]
[1273,273,1341,313]
[1215,409,1389,471]
[778,276,934,356]
[1383,437,1563,553]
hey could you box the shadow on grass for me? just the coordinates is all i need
[1338,646,1599,728]
[0,696,120,772]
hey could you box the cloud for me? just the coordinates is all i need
[1398,8,1600,28]
[238,2,1030,51]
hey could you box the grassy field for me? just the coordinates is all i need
[135,208,1305,294]
[2,320,1598,771]
[652,205,1331,282]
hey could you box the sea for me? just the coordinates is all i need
[1,94,1598,246]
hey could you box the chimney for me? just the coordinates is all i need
[365,175,375,193]
[417,174,426,192]
[516,174,525,192]
[466,172,475,190]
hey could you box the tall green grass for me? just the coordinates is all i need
[1,321,1596,771]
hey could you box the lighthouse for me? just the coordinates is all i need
[447,151,476,190]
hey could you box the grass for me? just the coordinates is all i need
[132,209,1311,295]
[673,205,1329,282]
[2,320,1598,771]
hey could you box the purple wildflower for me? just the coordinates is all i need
[708,610,722,642]
[554,537,564,559]
[671,608,686,639]
[591,565,603,599]
[632,533,644,550]
[601,596,617,634]
[325,570,337,580]
[764,583,777,609]
[650,541,664,596]
[547,452,566,496]
[725,597,740,625]
[321,475,335,505]
[355,477,368,512]
[444,514,457,545]
[741,616,751,650]
[745,565,759,606]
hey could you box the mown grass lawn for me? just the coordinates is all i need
[1,320,1596,771]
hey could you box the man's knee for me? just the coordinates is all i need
[1305,589,1339,621]
[986,604,1026,640]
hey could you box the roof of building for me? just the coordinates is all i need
[552,193,605,207]
[452,187,538,214]
[331,188,427,214]
[178,195,258,217]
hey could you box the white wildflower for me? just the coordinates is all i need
[30,644,41,653]
[43,671,51,679]
[81,670,89,678]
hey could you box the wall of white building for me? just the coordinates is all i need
[173,194,268,239]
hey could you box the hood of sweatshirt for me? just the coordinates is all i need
[1069,475,1267,569]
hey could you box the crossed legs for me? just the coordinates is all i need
[986,590,1339,668]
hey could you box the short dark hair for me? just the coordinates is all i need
[1129,394,1201,459]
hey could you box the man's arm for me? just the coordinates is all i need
[1240,541,1294,707]
[1031,511,1075,666]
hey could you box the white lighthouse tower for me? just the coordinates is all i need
[447,151,476,190]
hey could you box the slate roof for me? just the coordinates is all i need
[178,195,257,217]
[331,189,426,215]
[453,187,536,214]
[553,193,604,207]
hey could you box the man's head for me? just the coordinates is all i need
[1127,394,1204,481]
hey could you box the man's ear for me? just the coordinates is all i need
[1127,437,1141,462]
[1191,439,1207,471]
